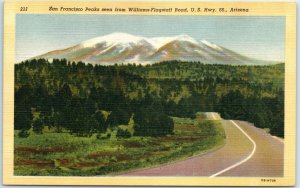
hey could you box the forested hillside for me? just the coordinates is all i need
[15,59,284,137]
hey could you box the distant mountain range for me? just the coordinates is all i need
[35,32,279,65]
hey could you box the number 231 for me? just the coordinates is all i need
[20,7,28,11]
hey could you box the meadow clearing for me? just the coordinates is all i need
[14,114,225,176]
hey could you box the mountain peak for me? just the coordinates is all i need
[81,32,144,48]
[175,34,198,43]
[36,33,276,65]
[81,33,199,49]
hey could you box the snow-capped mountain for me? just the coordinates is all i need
[35,32,278,65]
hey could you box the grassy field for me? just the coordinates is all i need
[14,114,225,176]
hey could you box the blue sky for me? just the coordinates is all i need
[16,14,285,62]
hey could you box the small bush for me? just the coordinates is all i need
[32,118,44,134]
[18,130,30,138]
[96,133,111,140]
[134,106,174,137]
[106,108,131,127]
[116,128,131,138]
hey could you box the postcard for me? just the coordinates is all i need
[3,0,296,186]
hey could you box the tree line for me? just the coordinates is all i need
[14,59,284,137]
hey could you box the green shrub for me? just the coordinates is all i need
[134,106,174,137]
[32,118,44,134]
[106,108,131,127]
[96,133,111,140]
[116,128,131,138]
[18,130,30,138]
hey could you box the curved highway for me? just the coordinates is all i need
[122,112,283,177]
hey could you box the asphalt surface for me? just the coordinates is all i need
[122,112,283,177]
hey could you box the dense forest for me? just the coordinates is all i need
[15,59,284,137]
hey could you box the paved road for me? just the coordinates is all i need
[122,112,283,177]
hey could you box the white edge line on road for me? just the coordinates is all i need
[209,120,257,177]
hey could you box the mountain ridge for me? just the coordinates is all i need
[34,32,279,65]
